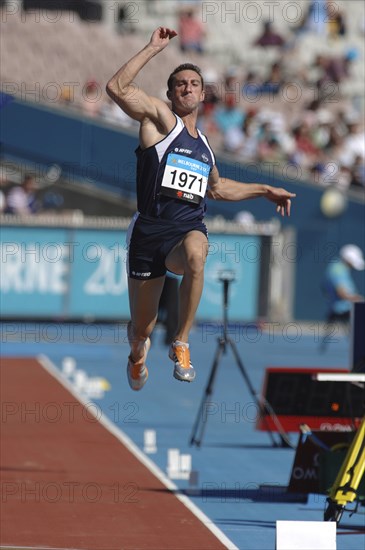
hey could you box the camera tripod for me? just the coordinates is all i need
[190,273,291,448]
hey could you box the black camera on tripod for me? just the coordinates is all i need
[190,266,286,448]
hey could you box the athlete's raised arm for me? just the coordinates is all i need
[106,27,177,136]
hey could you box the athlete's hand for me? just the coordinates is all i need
[150,27,178,51]
[266,186,296,217]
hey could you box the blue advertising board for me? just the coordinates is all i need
[198,234,260,321]
[68,229,129,319]
[1,226,71,317]
[1,226,260,321]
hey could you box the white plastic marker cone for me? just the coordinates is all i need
[167,449,192,480]
[62,357,76,377]
[144,430,157,453]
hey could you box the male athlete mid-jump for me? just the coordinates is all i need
[106,27,296,390]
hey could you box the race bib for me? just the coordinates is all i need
[160,153,210,204]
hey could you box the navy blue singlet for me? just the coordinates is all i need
[135,114,215,222]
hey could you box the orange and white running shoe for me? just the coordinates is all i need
[169,341,196,382]
[127,323,151,391]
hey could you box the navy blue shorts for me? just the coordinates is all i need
[127,213,208,280]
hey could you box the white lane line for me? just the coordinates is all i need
[37,354,239,550]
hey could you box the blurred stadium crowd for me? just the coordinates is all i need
[1,0,364,200]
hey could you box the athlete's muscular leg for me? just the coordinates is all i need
[165,230,208,343]
[128,276,166,361]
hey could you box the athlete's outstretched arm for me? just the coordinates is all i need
[207,166,296,216]
[106,27,177,123]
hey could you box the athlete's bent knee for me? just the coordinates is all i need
[185,252,206,277]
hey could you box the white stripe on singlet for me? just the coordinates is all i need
[155,115,185,162]
[198,130,216,166]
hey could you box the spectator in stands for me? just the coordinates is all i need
[178,7,205,54]
[224,67,241,93]
[322,244,365,323]
[224,110,260,160]
[293,0,328,36]
[311,114,333,150]
[336,165,352,191]
[254,21,286,48]
[334,110,352,139]
[257,122,287,165]
[200,80,220,117]
[116,3,137,34]
[214,94,245,134]
[340,120,365,166]
[5,174,39,215]
[242,71,264,98]
[309,163,328,186]
[197,70,221,135]
[59,85,73,107]
[258,137,287,166]
[292,122,320,168]
[325,121,345,152]
[242,64,285,98]
[314,49,357,91]
[350,155,365,189]
[81,79,102,118]
[327,6,347,39]
[261,61,285,95]
[293,0,346,40]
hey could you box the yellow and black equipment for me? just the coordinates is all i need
[324,416,365,523]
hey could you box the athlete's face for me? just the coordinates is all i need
[168,70,205,113]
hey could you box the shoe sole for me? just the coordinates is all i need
[172,360,196,382]
[173,370,196,382]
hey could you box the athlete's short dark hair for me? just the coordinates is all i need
[167,64,204,91]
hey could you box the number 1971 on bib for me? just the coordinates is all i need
[169,169,204,192]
